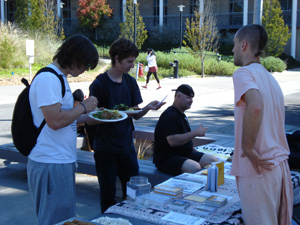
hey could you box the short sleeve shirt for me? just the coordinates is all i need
[231,63,290,178]
[153,106,193,164]
[89,72,143,153]
[29,64,77,163]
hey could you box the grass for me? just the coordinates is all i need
[135,138,153,160]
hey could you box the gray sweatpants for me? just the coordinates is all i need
[27,159,76,225]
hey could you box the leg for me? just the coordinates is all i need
[237,165,282,225]
[199,153,219,167]
[142,72,152,88]
[181,159,201,173]
[153,72,161,89]
[94,151,117,213]
[155,154,188,176]
[116,148,139,199]
[27,159,76,225]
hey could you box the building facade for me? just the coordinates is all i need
[0,0,299,59]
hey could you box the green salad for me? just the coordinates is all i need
[112,104,134,111]
[92,109,122,120]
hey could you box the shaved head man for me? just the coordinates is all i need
[230,24,293,225]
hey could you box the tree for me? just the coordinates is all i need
[16,0,45,31]
[262,0,291,57]
[77,0,113,40]
[119,0,147,49]
[183,1,219,78]
[44,1,64,39]
[15,0,64,39]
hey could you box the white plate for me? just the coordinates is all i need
[89,111,128,122]
[121,109,142,115]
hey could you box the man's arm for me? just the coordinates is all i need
[241,88,274,171]
[42,96,97,130]
[132,100,166,120]
[242,89,263,152]
[167,124,207,147]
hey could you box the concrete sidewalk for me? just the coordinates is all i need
[0,70,300,224]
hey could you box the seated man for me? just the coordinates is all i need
[153,84,218,175]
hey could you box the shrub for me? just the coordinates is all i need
[0,36,16,69]
[142,27,180,51]
[262,56,287,72]
[279,53,300,69]
[0,22,25,69]
[204,59,238,75]
[0,22,62,72]
[218,32,235,56]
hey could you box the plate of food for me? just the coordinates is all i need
[89,109,128,122]
[112,104,142,115]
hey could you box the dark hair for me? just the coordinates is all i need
[53,34,99,70]
[147,48,156,56]
[72,89,84,102]
[236,24,268,57]
[109,38,139,66]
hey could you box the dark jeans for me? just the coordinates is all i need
[94,149,139,213]
[146,71,160,84]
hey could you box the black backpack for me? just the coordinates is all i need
[11,67,66,156]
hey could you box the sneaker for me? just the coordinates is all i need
[156,86,161,90]
[142,86,147,88]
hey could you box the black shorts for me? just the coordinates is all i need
[155,150,204,176]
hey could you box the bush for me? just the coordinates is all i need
[0,22,62,73]
[279,53,300,69]
[142,27,180,51]
[0,22,25,69]
[136,48,286,77]
[0,36,16,69]
[262,56,287,72]
[204,59,238,75]
[218,32,235,56]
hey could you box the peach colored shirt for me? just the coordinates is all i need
[231,63,290,178]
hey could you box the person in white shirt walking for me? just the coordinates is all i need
[142,48,161,89]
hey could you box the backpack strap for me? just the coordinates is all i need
[33,67,66,97]
[32,67,66,132]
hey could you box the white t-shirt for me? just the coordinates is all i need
[28,64,77,163]
[146,53,157,67]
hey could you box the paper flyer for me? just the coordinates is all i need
[161,211,205,225]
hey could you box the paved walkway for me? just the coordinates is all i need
[0,69,300,224]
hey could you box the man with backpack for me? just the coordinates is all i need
[26,35,99,225]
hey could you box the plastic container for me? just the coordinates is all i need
[126,176,151,201]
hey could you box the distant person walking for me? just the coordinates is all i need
[142,48,161,89]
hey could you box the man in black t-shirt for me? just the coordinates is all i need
[153,84,218,175]
[89,38,165,213]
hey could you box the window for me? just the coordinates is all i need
[153,0,168,26]
[280,0,292,10]
[230,0,243,25]
[62,0,71,26]
[6,0,16,22]
[119,0,123,20]
[190,0,198,15]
